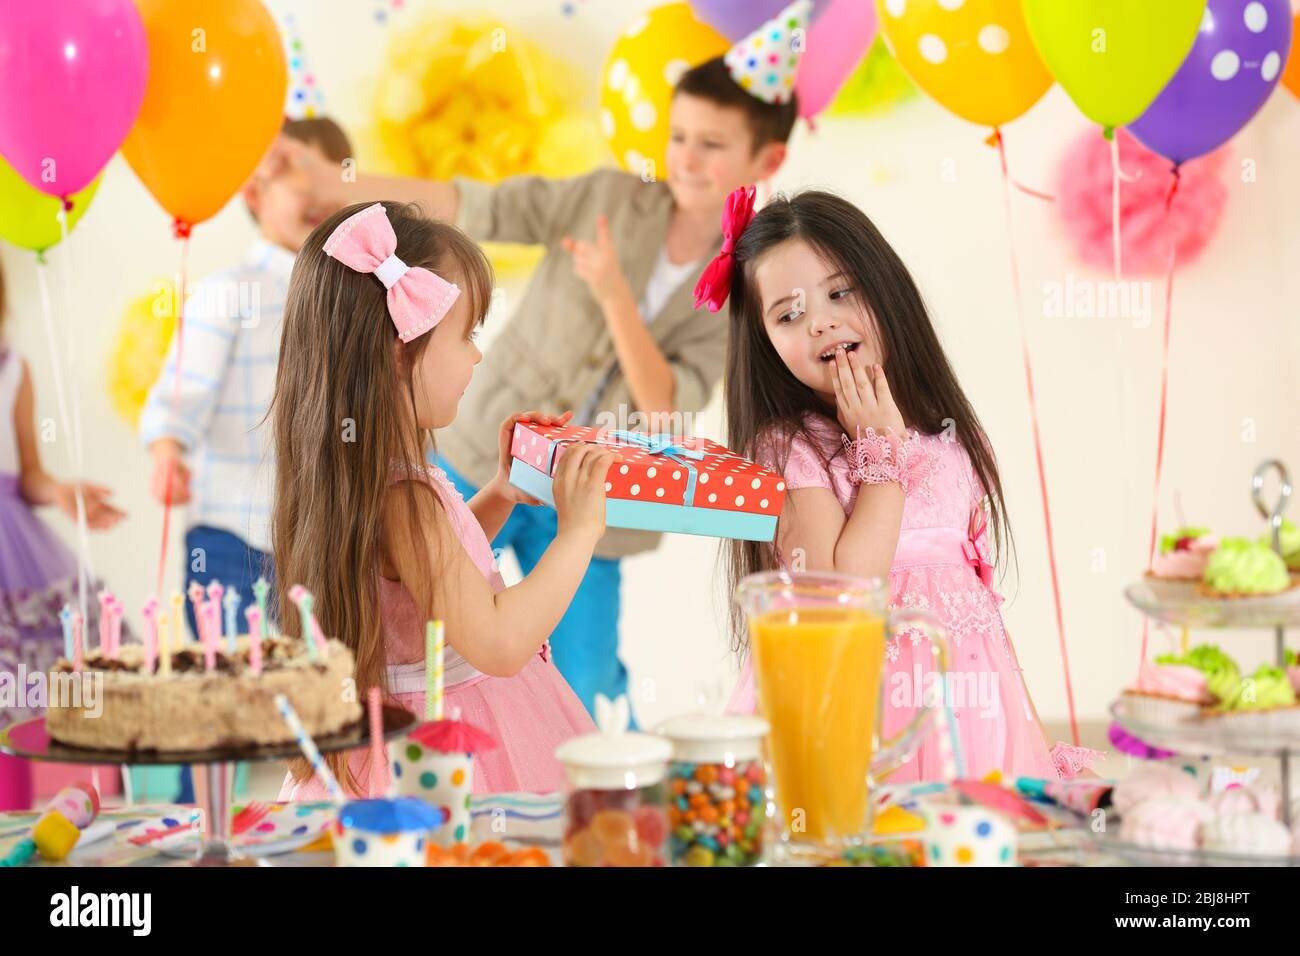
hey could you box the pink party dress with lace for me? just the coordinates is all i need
[279,464,594,800]
[727,416,1073,782]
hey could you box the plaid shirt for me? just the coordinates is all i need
[139,240,293,553]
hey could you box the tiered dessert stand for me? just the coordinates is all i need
[0,707,416,866]
[1104,459,1300,866]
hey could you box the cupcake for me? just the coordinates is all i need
[1200,664,1300,733]
[1210,784,1280,820]
[1148,527,1218,581]
[1164,643,1240,681]
[1200,812,1292,858]
[1111,763,1201,819]
[1261,519,1300,572]
[1198,537,1294,598]
[1118,795,1212,851]
[1120,660,1214,727]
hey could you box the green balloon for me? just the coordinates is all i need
[1022,0,1207,130]
[0,154,102,254]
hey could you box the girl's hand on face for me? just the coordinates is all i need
[488,410,574,506]
[831,345,905,438]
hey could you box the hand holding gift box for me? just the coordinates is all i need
[508,422,786,542]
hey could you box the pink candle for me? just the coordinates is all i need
[97,592,112,657]
[109,598,123,659]
[187,582,205,643]
[141,597,159,674]
[202,602,219,671]
[245,606,263,675]
[72,611,83,672]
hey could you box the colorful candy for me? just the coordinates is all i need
[561,784,668,867]
[667,758,766,866]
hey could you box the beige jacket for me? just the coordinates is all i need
[439,168,727,560]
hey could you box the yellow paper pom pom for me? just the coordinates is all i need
[106,279,177,428]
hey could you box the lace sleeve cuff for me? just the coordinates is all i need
[842,427,936,496]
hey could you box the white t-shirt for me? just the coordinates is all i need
[574,247,701,426]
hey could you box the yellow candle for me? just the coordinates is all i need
[157,612,172,677]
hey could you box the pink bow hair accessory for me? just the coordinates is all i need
[693,185,757,313]
[323,202,460,342]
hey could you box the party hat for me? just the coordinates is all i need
[282,13,325,120]
[723,0,811,105]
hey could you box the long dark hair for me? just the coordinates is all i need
[721,190,1014,650]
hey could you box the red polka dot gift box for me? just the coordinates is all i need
[508,422,786,542]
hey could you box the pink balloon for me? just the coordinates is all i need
[794,0,877,118]
[0,0,148,198]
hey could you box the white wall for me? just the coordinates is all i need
[4,0,1299,736]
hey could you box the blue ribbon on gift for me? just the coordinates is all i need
[542,430,715,507]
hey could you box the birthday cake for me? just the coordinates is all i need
[44,635,361,753]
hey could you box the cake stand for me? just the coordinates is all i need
[0,706,417,866]
[1106,459,1300,865]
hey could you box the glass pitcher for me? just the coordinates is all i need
[735,570,949,861]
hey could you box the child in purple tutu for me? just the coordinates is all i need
[0,262,125,809]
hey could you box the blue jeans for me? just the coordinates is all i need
[174,526,273,803]
[435,456,633,727]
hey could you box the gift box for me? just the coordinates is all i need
[509,423,786,542]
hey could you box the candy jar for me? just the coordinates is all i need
[554,695,672,867]
[655,713,770,866]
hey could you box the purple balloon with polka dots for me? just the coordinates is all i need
[1129,0,1292,165]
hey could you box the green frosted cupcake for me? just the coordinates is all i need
[1201,664,1300,733]
[1259,520,1300,572]
[1156,643,1239,680]
[1199,538,1293,598]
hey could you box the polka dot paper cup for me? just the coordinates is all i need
[390,743,474,847]
[921,806,1017,867]
[333,798,442,867]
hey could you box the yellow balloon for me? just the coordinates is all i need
[107,279,177,428]
[600,4,729,175]
[877,0,1052,128]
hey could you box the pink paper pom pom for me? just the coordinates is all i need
[1056,128,1229,276]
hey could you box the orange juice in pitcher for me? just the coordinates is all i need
[750,606,885,842]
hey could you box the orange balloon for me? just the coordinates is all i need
[1284,13,1300,101]
[877,0,1051,129]
[122,0,287,230]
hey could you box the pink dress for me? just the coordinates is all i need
[727,416,1063,783]
[280,464,594,800]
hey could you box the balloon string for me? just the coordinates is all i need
[986,129,1055,201]
[155,235,191,597]
[994,129,1080,746]
[55,208,94,626]
[1138,167,1182,669]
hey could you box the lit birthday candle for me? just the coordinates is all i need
[141,597,159,675]
[157,611,172,677]
[223,589,240,654]
[71,611,83,672]
[288,585,318,661]
[202,602,219,671]
[253,576,270,636]
[59,605,74,661]
[245,606,263,675]
[170,592,184,651]
[187,582,205,643]
[109,598,123,660]
[97,592,112,656]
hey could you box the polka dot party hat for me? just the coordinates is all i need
[723,0,811,105]
[281,12,325,120]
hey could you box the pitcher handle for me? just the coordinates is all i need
[871,607,950,780]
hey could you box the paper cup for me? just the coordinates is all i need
[333,823,427,867]
[390,743,474,846]
[922,806,1016,867]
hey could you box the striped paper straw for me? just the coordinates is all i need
[426,620,444,721]
[274,693,343,801]
[368,686,387,798]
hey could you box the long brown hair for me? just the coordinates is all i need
[721,190,1014,651]
[270,201,492,791]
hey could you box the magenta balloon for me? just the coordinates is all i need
[794,0,877,118]
[0,0,148,197]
